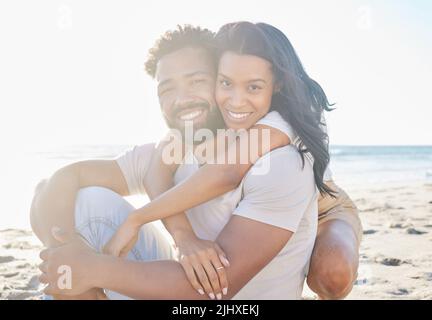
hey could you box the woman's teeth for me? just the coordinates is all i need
[179,110,203,121]
[227,110,252,120]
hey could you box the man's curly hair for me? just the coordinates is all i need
[145,25,217,78]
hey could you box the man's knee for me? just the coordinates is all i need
[76,186,121,206]
[75,187,133,228]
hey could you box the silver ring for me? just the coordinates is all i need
[216,266,224,270]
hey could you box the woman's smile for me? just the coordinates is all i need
[225,109,253,121]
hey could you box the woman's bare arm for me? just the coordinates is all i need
[129,125,290,226]
[143,138,196,241]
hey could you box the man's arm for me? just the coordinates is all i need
[30,160,129,247]
[43,215,292,299]
[41,146,309,299]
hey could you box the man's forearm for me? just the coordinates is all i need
[30,164,80,247]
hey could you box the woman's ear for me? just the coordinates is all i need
[274,82,282,94]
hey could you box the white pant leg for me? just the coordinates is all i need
[74,187,176,299]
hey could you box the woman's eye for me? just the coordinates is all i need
[248,84,261,92]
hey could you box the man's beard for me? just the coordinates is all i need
[164,101,226,145]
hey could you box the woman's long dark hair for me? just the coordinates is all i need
[215,22,335,196]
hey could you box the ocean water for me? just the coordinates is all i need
[329,145,432,189]
[1,145,431,230]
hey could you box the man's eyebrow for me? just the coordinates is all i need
[184,71,213,78]
[158,71,212,90]
[218,72,267,84]
[157,79,173,90]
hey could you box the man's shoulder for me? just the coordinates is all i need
[130,143,157,154]
[117,143,156,160]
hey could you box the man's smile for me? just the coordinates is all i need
[175,106,209,124]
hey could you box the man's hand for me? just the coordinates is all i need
[102,214,141,258]
[174,231,230,300]
[38,227,103,297]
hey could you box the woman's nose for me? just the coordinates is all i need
[228,90,247,109]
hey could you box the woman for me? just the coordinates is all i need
[104,21,333,299]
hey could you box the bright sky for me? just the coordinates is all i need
[1,0,431,150]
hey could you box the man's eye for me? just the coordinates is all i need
[159,87,174,96]
[192,79,206,85]
[219,79,231,87]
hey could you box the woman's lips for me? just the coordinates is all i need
[226,110,252,122]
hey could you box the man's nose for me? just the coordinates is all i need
[173,88,195,109]
[174,97,196,110]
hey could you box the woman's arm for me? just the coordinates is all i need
[143,138,195,241]
[129,124,290,226]
[103,125,289,269]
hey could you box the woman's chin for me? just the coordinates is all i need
[222,115,255,131]
[224,121,249,131]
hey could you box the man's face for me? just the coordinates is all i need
[155,47,224,136]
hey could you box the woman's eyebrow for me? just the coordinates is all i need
[218,73,267,84]
[248,79,267,84]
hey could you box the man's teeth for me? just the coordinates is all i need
[228,110,251,119]
[179,110,203,121]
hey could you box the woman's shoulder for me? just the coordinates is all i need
[247,145,313,182]
[255,111,296,142]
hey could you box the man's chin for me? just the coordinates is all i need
[173,118,209,133]
[165,108,225,141]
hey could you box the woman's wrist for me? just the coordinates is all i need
[127,210,147,228]
[171,227,197,245]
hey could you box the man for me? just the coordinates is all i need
[31,25,362,299]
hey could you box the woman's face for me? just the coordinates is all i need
[215,51,275,130]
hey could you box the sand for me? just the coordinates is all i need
[1,182,431,300]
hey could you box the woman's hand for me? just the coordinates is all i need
[103,215,141,258]
[174,231,230,300]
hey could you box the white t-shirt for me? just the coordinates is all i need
[116,112,319,299]
[257,111,333,181]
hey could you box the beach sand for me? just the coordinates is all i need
[1,182,431,300]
